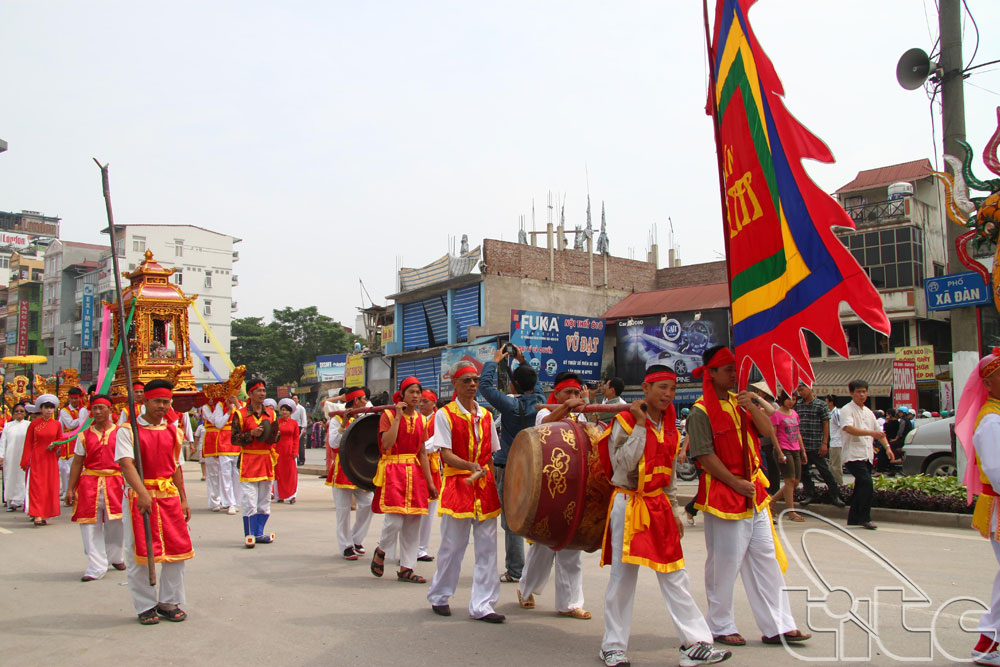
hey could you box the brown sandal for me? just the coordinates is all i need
[517,589,535,609]
[714,633,746,646]
[396,567,426,583]
[370,547,385,577]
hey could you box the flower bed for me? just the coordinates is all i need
[796,475,974,514]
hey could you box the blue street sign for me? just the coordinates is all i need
[924,272,993,311]
[81,284,94,349]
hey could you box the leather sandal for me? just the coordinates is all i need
[396,567,426,583]
[762,629,811,644]
[517,589,535,609]
[713,633,746,646]
[156,606,187,622]
[558,608,592,620]
[370,547,385,577]
[137,608,159,625]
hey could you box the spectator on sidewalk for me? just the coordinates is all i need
[479,345,546,584]
[840,380,892,530]
[825,395,844,486]
[795,382,845,507]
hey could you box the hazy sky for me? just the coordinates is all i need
[2,1,998,326]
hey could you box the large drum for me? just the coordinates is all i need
[504,419,613,552]
[340,413,380,492]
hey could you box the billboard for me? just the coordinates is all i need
[316,353,347,382]
[440,343,496,386]
[892,359,918,409]
[81,284,94,349]
[614,309,731,385]
[345,353,365,388]
[509,310,604,384]
[17,300,29,355]
[302,362,318,383]
[894,345,935,382]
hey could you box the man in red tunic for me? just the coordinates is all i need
[116,379,193,625]
[20,393,63,526]
[598,366,730,667]
[58,386,89,498]
[65,395,125,581]
[417,389,440,562]
[274,397,300,503]
[369,377,438,583]
[327,387,374,560]
[231,377,278,547]
[426,362,504,623]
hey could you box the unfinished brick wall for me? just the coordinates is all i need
[654,261,727,290]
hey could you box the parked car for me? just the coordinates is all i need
[901,416,956,477]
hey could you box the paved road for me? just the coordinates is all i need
[0,461,991,666]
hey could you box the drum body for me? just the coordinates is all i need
[504,419,612,552]
[340,413,380,492]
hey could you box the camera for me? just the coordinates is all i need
[503,343,518,357]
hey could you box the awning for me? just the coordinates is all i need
[808,357,893,397]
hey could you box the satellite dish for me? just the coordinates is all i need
[896,47,937,90]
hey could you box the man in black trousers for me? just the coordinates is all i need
[795,382,846,507]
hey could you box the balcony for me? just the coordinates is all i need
[843,197,908,228]
[231,301,238,312]
[232,250,239,262]
[231,274,238,286]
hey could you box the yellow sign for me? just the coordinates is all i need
[894,345,935,382]
[382,323,394,345]
[302,362,318,382]
[345,353,365,388]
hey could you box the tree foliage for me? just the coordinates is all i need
[231,306,360,385]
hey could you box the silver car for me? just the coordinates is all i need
[901,416,957,477]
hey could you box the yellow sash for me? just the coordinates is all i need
[83,468,119,477]
[373,453,418,488]
[142,477,179,498]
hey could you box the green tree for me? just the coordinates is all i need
[231,307,359,385]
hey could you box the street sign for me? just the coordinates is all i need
[924,271,993,311]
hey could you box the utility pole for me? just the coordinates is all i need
[940,0,977,353]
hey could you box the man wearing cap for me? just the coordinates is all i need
[231,378,279,547]
[65,394,125,581]
[115,379,192,625]
[516,371,591,621]
[58,386,89,497]
[687,345,810,647]
[426,361,505,623]
[794,382,845,507]
[328,387,374,560]
[479,344,545,584]
[598,365,731,667]
[956,348,1000,665]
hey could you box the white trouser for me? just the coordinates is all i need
[204,457,222,509]
[602,493,711,652]
[59,458,71,496]
[123,496,185,614]
[418,499,438,557]
[703,510,796,637]
[979,518,1000,637]
[79,494,125,579]
[518,543,585,613]
[333,487,374,551]
[240,480,271,517]
[427,514,500,618]
[218,455,239,508]
[379,513,422,570]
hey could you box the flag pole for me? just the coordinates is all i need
[93,159,157,586]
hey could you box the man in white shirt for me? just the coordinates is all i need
[825,395,844,486]
[601,377,627,405]
[291,394,308,465]
[839,380,891,530]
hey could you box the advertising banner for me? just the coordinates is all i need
[81,284,94,349]
[301,362,318,383]
[614,309,731,385]
[17,300,29,355]
[892,359,918,409]
[894,345,935,382]
[316,353,347,382]
[345,353,365,388]
[80,351,93,382]
[508,310,605,384]
[440,343,496,386]
[939,380,954,412]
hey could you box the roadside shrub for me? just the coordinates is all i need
[795,474,975,514]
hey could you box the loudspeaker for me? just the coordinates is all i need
[896,47,937,90]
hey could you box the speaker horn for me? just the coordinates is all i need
[896,47,939,91]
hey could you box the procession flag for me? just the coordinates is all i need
[705,0,889,392]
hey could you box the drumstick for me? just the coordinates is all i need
[533,403,641,414]
[464,468,486,486]
[328,405,396,417]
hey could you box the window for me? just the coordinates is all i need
[804,330,823,358]
[175,239,184,257]
[204,299,212,316]
[203,332,210,344]
[204,271,212,288]
[0,256,9,268]
[116,239,124,256]
[174,271,183,285]
[133,236,146,252]
[203,356,211,373]
[933,262,945,278]
[836,225,924,290]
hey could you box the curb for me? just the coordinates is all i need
[677,495,973,530]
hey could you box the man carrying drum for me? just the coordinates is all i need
[516,370,591,621]
[598,365,731,667]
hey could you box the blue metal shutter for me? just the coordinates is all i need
[395,354,440,395]
[452,284,481,342]
[402,302,428,351]
[402,294,449,351]
[422,295,449,347]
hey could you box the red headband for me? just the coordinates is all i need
[422,390,438,402]
[247,380,265,393]
[344,389,366,403]
[90,397,113,409]
[644,370,677,384]
[453,366,477,381]
[393,376,421,403]
[547,378,582,404]
[145,387,172,400]
[981,347,1000,379]
[132,382,145,390]
[692,347,736,379]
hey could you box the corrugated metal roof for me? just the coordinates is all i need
[603,283,730,319]
[809,356,893,397]
[834,159,934,195]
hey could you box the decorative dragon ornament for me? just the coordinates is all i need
[932,107,1000,312]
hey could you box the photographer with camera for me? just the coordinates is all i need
[479,343,546,584]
